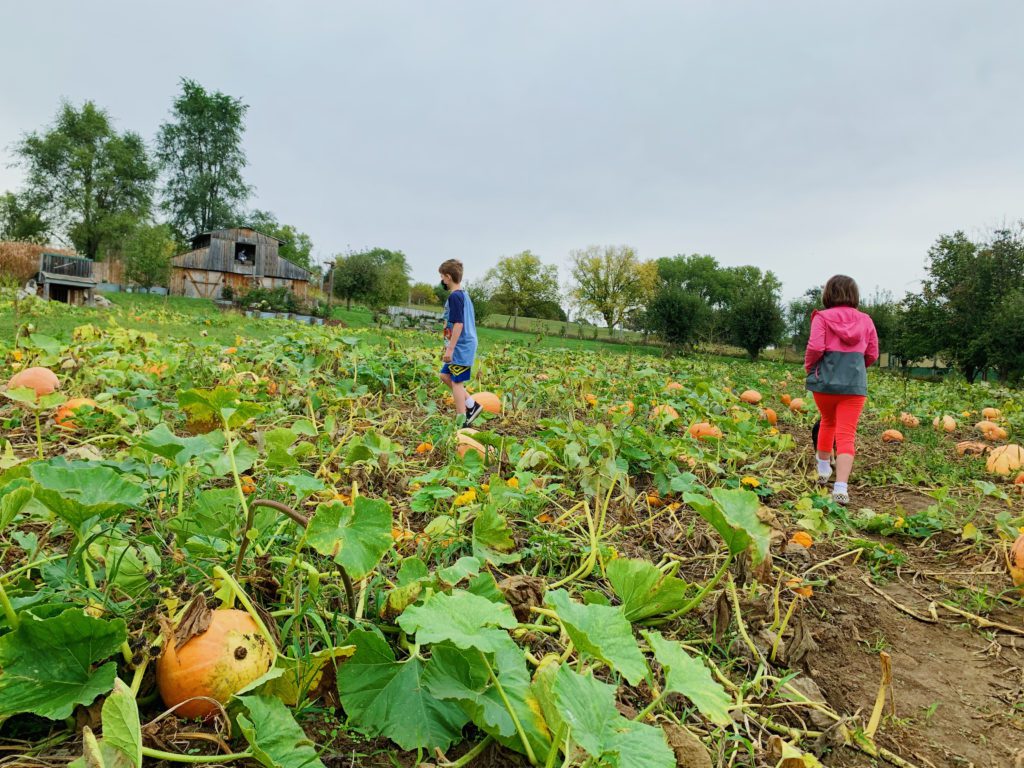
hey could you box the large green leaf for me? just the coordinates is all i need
[31,461,145,532]
[607,558,690,622]
[552,666,672,768]
[305,497,393,580]
[0,608,127,720]
[236,695,326,768]
[136,424,222,466]
[178,387,263,429]
[170,487,238,541]
[472,505,520,565]
[545,590,647,685]
[642,631,733,725]
[68,678,142,768]
[0,485,33,530]
[397,589,517,654]
[683,488,771,564]
[336,629,469,751]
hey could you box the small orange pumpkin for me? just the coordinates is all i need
[882,429,904,443]
[1014,471,1024,485]
[956,441,989,457]
[688,422,723,440]
[982,407,1002,420]
[788,398,804,413]
[665,381,684,392]
[780,394,792,407]
[900,412,920,429]
[7,366,59,397]
[933,415,957,433]
[54,397,98,430]
[1009,533,1024,587]
[156,609,274,719]
[651,404,679,422]
[785,578,813,598]
[760,407,778,426]
[240,475,256,495]
[983,425,1009,442]
[739,389,762,405]
[456,428,487,459]
[789,531,813,548]
[415,442,433,454]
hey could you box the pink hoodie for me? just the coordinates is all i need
[804,306,879,373]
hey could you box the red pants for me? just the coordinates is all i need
[812,392,867,456]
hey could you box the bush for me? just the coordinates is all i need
[241,286,300,313]
[645,287,711,349]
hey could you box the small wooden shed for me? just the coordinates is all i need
[37,252,99,305]
[170,227,312,300]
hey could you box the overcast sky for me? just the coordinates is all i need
[3,1,1023,300]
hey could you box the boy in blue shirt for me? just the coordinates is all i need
[438,258,481,426]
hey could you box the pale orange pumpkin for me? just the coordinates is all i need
[156,610,274,719]
[789,531,813,548]
[983,425,1009,442]
[739,389,762,404]
[955,441,989,457]
[688,422,723,440]
[473,391,502,414]
[780,394,792,407]
[665,381,684,392]
[760,407,778,426]
[651,404,680,422]
[987,444,1024,476]
[415,441,433,454]
[788,398,804,413]
[975,420,999,434]
[933,415,957,433]
[982,407,1002,420]
[882,429,904,443]
[7,366,59,397]
[456,428,487,459]
[54,397,98,430]
[899,412,920,429]
[535,373,550,381]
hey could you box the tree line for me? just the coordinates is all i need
[0,80,315,290]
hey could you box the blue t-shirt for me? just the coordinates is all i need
[444,289,477,366]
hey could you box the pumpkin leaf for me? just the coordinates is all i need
[607,558,690,622]
[235,695,326,768]
[304,497,393,580]
[237,646,356,706]
[336,629,469,751]
[0,608,127,720]
[0,485,34,530]
[545,589,648,685]
[136,424,222,466]
[178,387,263,429]
[642,631,733,725]
[552,666,673,768]
[437,556,481,586]
[472,506,520,565]
[31,461,145,533]
[68,678,142,768]
[683,488,771,564]
[397,589,517,654]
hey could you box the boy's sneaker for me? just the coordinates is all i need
[464,401,483,427]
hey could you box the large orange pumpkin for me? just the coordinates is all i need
[651,404,679,422]
[54,397,98,430]
[739,389,762,404]
[689,422,723,440]
[987,444,1024,476]
[456,428,487,459]
[156,610,274,719]
[472,391,502,414]
[983,425,1009,442]
[955,441,989,457]
[982,407,1002,420]
[882,429,904,443]
[933,415,957,433]
[1009,534,1024,587]
[7,367,59,397]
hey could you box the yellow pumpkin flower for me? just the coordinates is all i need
[507,477,519,488]
[894,517,905,529]
[454,488,477,507]
[740,476,760,488]
[768,427,779,436]
[11,349,23,362]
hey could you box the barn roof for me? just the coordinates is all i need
[190,227,286,244]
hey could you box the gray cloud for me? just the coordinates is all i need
[2,0,1023,300]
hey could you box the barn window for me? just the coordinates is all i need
[234,242,256,264]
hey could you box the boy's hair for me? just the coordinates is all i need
[822,275,859,309]
[439,259,464,284]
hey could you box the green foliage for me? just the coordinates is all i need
[304,496,394,580]
[0,609,127,720]
[786,287,821,349]
[643,631,733,725]
[246,210,314,272]
[606,558,690,622]
[122,223,175,290]
[683,488,771,564]
[644,286,711,348]
[0,191,49,243]
[69,679,141,768]
[569,244,647,333]
[409,281,437,304]
[330,248,410,311]
[235,695,327,768]
[14,100,155,259]
[725,282,785,360]
[483,250,561,329]
[156,78,251,240]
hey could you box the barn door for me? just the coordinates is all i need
[184,270,221,299]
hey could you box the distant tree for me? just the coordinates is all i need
[15,100,155,259]
[786,287,821,349]
[529,299,567,322]
[569,244,646,334]
[331,252,377,309]
[156,79,251,241]
[861,289,900,358]
[0,191,49,243]
[988,288,1024,384]
[331,247,410,311]
[123,223,175,291]
[645,287,711,349]
[410,282,437,305]
[464,281,493,324]
[724,268,786,360]
[432,282,449,306]
[890,294,942,369]
[655,254,734,306]
[246,210,314,271]
[483,250,560,329]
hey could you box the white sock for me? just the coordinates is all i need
[817,459,832,476]
[465,396,476,409]
[833,481,848,494]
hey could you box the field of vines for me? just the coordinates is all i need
[1,294,1022,768]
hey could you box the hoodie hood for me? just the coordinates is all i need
[813,306,868,345]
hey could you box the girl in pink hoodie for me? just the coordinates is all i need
[804,275,879,505]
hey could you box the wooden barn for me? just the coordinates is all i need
[170,227,312,300]
[37,252,99,305]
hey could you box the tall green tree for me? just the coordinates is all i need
[483,250,560,329]
[14,100,155,259]
[644,287,711,349]
[246,210,314,271]
[786,287,821,349]
[655,254,734,306]
[0,191,49,243]
[123,223,175,291]
[410,282,437,305]
[156,79,251,241]
[722,266,785,360]
[330,248,410,311]
[569,244,645,333]
[988,288,1024,384]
